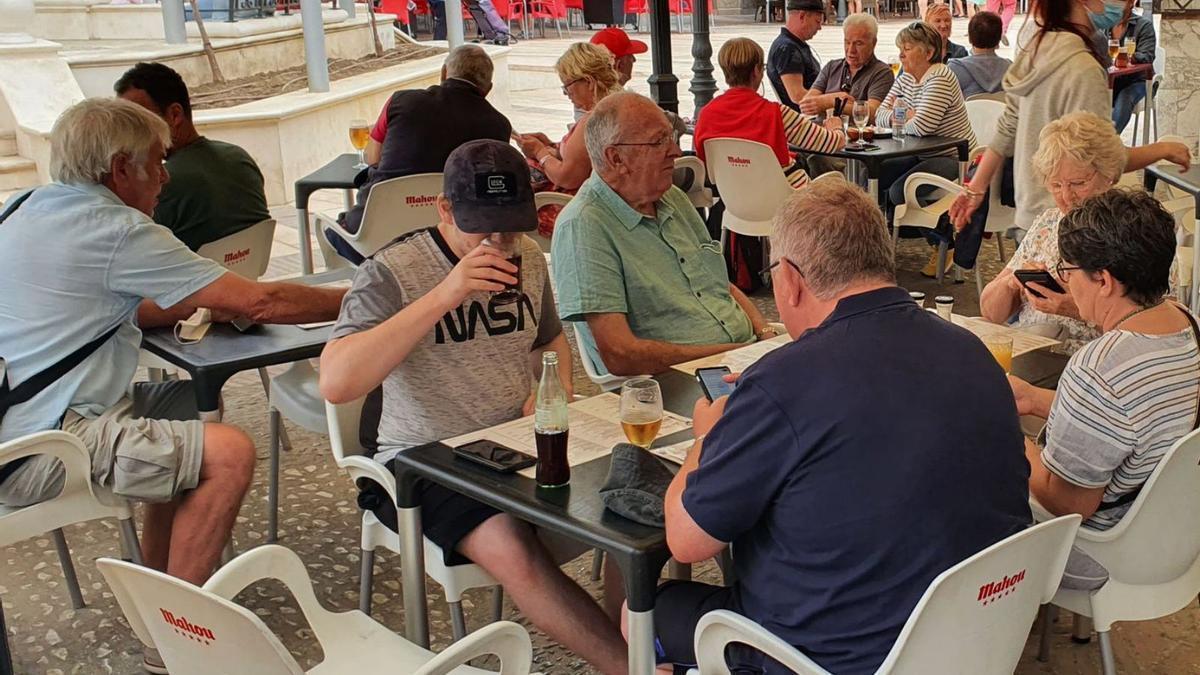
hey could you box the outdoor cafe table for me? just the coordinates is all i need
[1107,62,1154,146]
[293,153,361,274]
[1145,162,1200,312]
[391,326,1066,674]
[392,372,705,675]
[794,134,973,204]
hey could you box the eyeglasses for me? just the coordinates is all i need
[1054,261,1082,281]
[759,257,804,286]
[560,78,585,95]
[611,134,675,149]
[1048,171,1101,195]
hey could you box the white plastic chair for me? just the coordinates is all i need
[96,545,536,674]
[195,218,277,281]
[571,322,640,392]
[891,170,969,285]
[702,138,793,246]
[1129,47,1165,142]
[533,191,571,254]
[674,156,715,209]
[0,431,143,609]
[1042,429,1200,675]
[325,396,501,640]
[319,173,444,262]
[692,516,1081,674]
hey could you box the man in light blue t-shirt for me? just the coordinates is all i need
[0,99,344,673]
[551,93,775,377]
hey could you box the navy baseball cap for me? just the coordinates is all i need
[444,139,537,234]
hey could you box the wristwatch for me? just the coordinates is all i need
[756,326,778,339]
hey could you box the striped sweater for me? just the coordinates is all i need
[1042,325,1200,530]
[874,63,977,158]
[779,105,845,188]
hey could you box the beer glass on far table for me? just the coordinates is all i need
[983,334,1014,374]
[349,118,370,169]
[1108,39,1120,66]
[620,378,663,449]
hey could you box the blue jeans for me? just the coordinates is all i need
[1112,80,1147,134]
[883,155,989,270]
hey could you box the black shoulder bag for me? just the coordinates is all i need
[0,191,121,483]
[1095,303,1200,513]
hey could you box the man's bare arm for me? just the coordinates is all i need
[586,313,737,376]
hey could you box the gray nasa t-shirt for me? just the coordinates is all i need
[330,227,561,464]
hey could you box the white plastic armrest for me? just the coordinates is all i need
[203,545,344,637]
[337,455,399,504]
[415,620,534,675]
[694,610,830,675]
[902,172,964,208]
[313,211,354,241]
[0,431,98,502]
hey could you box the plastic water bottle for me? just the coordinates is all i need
[893,98,907,138]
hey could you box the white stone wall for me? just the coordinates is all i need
[1157,15,1200,142]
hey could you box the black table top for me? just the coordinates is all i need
[1146,162,1200,197]
[294,153,363,208]
[142,323,331,375]
[796,134,971,161]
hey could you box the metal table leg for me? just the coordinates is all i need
[395,468,430,648]
[1142,77,1153,146]
[627,609,657,674]
[0,598,12,675]
[296,206,314,275]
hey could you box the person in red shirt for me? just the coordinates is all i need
[693,37,846,189]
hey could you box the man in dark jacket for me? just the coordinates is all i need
[1106,6,1156,133]
[327,44,512,264]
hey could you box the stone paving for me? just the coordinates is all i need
[4,14,1198,675]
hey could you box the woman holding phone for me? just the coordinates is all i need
[980,112,1123,353]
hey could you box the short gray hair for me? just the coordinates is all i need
[50,98,169,185]
[771,176,895,299]
[584,91,649,172]
[896,21,942,64]
[445,44,494,90]
[843,12,878,39]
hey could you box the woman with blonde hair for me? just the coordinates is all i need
[980,111,1127,352]
[693,37,845,188]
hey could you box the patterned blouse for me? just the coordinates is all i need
[1004,208,1100,354]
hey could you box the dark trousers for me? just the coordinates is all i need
[431,0,447,39]
[882,155,989,270]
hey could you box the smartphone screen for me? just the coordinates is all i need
[1013,270,1064,298]
[696,367,735,402]
[453,440,536,472]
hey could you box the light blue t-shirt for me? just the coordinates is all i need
[0,182,225,443]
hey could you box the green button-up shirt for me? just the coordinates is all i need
[551,175,753,369]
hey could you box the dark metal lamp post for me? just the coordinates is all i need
[689,0,718,118]
[648,0,680,112]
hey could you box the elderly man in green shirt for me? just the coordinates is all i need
[551,92,776,376]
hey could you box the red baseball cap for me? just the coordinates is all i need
[590,28,648,59]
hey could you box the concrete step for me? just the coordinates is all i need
[0,132,15,157]
[0,155,38,192]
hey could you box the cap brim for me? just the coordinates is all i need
[454,201,538,234]
[628,39,649,54]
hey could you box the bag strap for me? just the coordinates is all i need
[3,323,122,409]
[1096,302,1200,513]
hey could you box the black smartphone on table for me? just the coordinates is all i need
[695,366,736,402]
[452,440,537,473]
[1013,270,1065,298]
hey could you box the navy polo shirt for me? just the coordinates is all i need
[767,27,821,111]
[683,286,1031,675]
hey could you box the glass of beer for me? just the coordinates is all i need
[349,118,370,169]
[889,57,901,77]
[620,378,663,449]
[483,234,522,305]
[983,334,1014,374]
[1108,39,1120,66]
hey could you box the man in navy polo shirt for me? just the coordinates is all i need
[651,177,1032,674]
[767,0,825,111]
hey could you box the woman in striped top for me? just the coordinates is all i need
[693,38,846,190]
[874,21,977,275]
[1010,190,1200,543]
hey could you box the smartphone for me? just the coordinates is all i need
[453,440,537,473]
[695,366,735,402]
[1013,270,1065,299]
[230,316,257,333]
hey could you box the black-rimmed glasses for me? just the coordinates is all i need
[560,78,584,95]
[760,257,804,286]
[1054,261,1082,281]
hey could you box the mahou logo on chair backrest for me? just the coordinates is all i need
[405,194,438,208]
[977,569,1026,605]
[223,248,251,266]
[727,156,751,167]
[160,608,217,644]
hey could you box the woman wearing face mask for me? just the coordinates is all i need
[948,0,1190,238]
[693,38,847,189]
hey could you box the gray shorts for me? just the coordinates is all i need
[0,381,204,507]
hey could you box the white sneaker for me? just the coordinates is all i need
[143,646,168,674]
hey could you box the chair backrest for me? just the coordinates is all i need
[966,92,1006,103]
[195,218,277,280]
[533,191,572,253]
[325,396,368,463]
[702,138,793,236]
[353,173,444,258]
[571,322,634,391]
[673,155,714,208]
[97,558,303,675]
[965,99,1005,149]
[878,516,1080,674]
[1089,428,1200,583]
